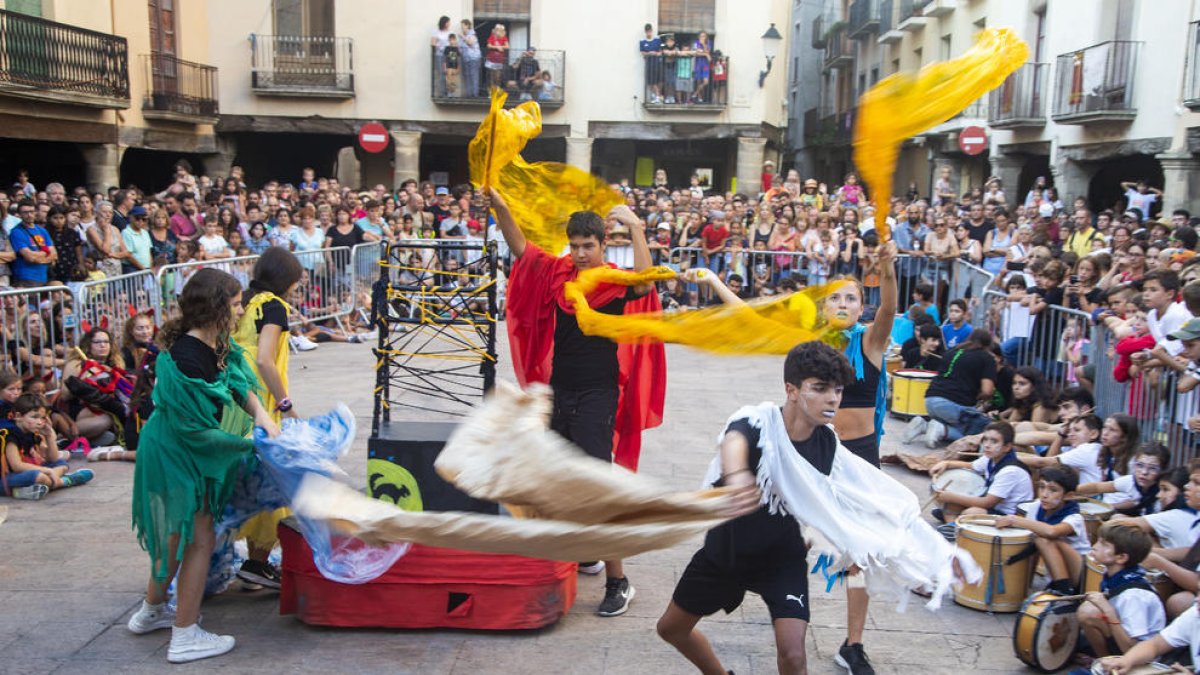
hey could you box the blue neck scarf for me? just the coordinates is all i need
[841,323,886,442]
[1035,500,1080,526]
[1103,452,1117,482]
[985,450,1028,488]
[1101,566,1148,595]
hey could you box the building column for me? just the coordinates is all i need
[564,136,593,173]
[335,147,361,189]
[989,154,1024,201]
[1157,153,1200,216]
[390,129,422,190]
[205,136,237,180]
[735,136,768,195]
[80,143,123,194]
[1050,157,1094,207]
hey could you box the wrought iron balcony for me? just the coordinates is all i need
[142,52,217,123]
[824,27,854,70]
[811,16,827,49]
[806,107,855,146]
[641,52,726,112]
[988,62,1048,128]
[1052,41,1140,124]
[0,9,129,108]
[251,34,353,97]
[434,47,565,110]
[878,0,903,44]
[849,0,880,39]
[1187,22,1200,111]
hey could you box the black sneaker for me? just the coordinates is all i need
[835,640,875,675]
[237,559,281,590]
[596,577,635,617]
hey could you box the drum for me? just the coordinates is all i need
[1078,499,1115,544]
[1081,554,1105,594]
[932,469,987,519]
[954,514,1035,612]
[892,369,935,417]
[1013,591,1080,673]
[1091,661,1173,674]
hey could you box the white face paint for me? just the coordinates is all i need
[789,378,844,426]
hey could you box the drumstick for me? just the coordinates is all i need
[1029,594,1089,604]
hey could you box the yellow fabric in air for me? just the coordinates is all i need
[469,89,623,256]
[855,28,1028,240]
[562,266,853,355]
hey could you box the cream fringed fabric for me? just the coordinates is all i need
[292,382,745,562]
[702,403,982,610]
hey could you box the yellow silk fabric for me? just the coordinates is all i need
[468,89,623,255]
[855,28,1028,240]
[562,266,853,355]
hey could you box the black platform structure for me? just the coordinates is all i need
[367,239,499,514]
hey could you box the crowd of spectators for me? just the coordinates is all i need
[431,16,559,102]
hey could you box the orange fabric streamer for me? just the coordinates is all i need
[854,28,1028,241]
[468,89,623,255]
[563,266,853,355]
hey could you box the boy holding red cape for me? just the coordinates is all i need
[488,188,666,617]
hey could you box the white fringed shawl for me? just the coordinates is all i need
[702,402,981,609]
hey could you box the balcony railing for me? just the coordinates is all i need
[954,98,988,120]
[0,9,128,108]
[1052,41,1139,123]
[250,34,353,97]
[812,15,826,49]
[434,47,564,109]
[642,53,727,111]
[849,0,880,38]
[1187,21,1200,110]
[824,28,854,70]
[142,52,217,122]
[878,0,903,44]
[988,62,1047,128]
[898,0,931,31]
[806,107,855,146]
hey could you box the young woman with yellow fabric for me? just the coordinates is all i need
[229,247,305,590]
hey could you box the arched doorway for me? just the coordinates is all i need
[1016,155,1052,206]
[0,139,86,193]
[1088,154,1163,217]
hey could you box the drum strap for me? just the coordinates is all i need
[986,535,1005,607]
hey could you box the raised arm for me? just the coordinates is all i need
[683,268,745,307]
[486,188,527,258]
[864,241,898,354]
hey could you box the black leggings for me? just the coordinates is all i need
[841,433,880,468]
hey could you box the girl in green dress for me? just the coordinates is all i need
[128,268,280,664]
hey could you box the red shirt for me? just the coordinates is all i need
[701,223,729,251]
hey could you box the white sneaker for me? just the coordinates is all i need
[901,417,927,444]
[167,624,235,664]
[289,335,318,352]
[925,420,946,449]
[578,561,605,575]
[127,600,176,634]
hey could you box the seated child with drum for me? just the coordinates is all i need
[946,386,1093,456]
[1122,460,1200,620]
[1077,522,1167,660]
[1019,413,1106,484]
[994,465,1091,595]
[900,323,944,371]
[930,421,1034,523]
[1078,443,1170,517]
[1096,594,1200,674]
[1120,457,1200,559]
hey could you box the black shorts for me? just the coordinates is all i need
[550,388,618,462]
[672,549,811,622]
[842,433,880,468]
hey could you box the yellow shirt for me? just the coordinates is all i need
[1066,226,1099,259]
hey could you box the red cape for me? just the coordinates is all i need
[506,243,666,471]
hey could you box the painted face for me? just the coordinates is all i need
[1100,418,1124,449]
[1067,419,1098,448]
[979,429,1009,461]
[1090,538,1120,567]
[1130,455,1163,489]
[1186,472,1200,510]
[821,282,863,330]
[1037,480,1067,513]
[132,317,154,344]
[787,377,844,427]
[568,235,605,271]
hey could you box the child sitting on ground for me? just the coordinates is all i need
[941,298,973,349]
[1121,459,1200,559]
[995,465,1090,595]
[1019,413,1105,483]
[3,393,93,500]
[1096,596,1200,673]
[1077,522,1166,660]
[1156,467,1189,512]
[1078,443,1169,517]
[929,421,1034,522]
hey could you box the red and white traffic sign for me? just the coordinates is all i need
[958,125,988,156]
[358,122,389,153]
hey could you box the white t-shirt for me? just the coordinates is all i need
[1018,501,1091,554]
[1109,584,1166,641]
[197,234,229,257]
[1102,474,1157,512]
[971,456,1034,515]
[1058,442,1103,485]
[1158,605,1200,671]
[1144,508,1200,548]
[1125,188,1158,219]
[1149,302,1196,424]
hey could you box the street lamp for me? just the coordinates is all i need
[758,22,783,88]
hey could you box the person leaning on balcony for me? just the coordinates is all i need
[640,24,664,104]
[431,16,452,98]
[485,24,509,90]
[459,20,482,98]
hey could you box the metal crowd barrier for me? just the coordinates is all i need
[73,270,158,339]
[0,284,77,392]
[290,247,354,328]
[155,254,261,320]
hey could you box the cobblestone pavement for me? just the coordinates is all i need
[0,336,1036,674]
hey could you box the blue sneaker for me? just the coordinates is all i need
[61,469,94,488]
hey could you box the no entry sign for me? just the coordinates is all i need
[958,125,988,156]
[358,122,389,153]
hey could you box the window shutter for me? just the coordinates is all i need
[474,0,531,20]
[658,0,715,34]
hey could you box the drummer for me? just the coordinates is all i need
[1096,593,1200,674]
[1119,457,1200,560]
[930,421,1034,522]
[1077,443,1170,517]
[1018,414,1106,484]
[994,466,1090,595]
[1076,522,1166,660]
